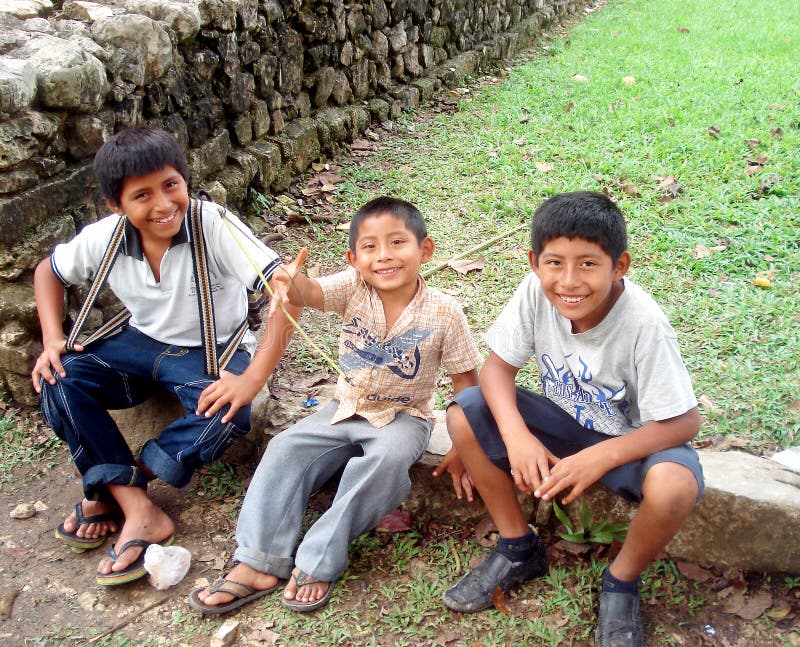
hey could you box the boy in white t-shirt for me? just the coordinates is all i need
[439,191,704,647]
[31,127,297,586]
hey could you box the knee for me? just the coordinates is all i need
[446,403,475,446]
[642,463,699,518]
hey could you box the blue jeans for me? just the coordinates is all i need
[39,327,251,503]
[234,399,432,582]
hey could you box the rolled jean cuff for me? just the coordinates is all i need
[83,463,149,500]
[139,438,193,488]
[234,546,294,580]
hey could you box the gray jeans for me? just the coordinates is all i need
[234,399,432,582]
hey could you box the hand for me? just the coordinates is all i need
[533,445,610,505]
[504,430,559,495]
[31,337,81,393]
[267,247,308,318]
[196,370,262,424]
[432,447,474,502]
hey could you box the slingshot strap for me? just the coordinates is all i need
[188,198,220,376]
[65,216,126,352]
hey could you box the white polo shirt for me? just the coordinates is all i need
[51,201,280,355]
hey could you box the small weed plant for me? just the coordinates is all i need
[552,499,628,544]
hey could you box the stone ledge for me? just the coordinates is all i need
[113,395,800,575]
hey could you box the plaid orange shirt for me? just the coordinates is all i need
[317,268,481,427]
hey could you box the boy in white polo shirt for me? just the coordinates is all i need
[190,196,481,615]
[31,126,297,585]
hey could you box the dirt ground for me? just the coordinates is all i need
[1,405,798,646]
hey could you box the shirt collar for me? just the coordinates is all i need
[120,212,190,260]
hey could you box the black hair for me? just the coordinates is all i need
[93,126,189,205]
[531,191,628,262]
[348,196,427,252]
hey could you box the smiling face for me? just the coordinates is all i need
[530,236,631,333]
[346,213,434,301]
[107,165,189,245]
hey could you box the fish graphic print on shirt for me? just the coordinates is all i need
[539,352,633,435]
[340,316,432,380]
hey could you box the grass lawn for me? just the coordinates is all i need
[294,0,800,452]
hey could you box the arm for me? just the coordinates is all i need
[268,247,324,314]
[432,369,480,501]
[535,407,701,505]
[196,303,301,423]
[31,258,82,393]
[481,352,560,495]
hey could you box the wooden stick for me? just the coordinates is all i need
[421,221,528,278]
[87,596,170,644]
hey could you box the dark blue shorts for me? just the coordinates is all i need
[450,386,704,503]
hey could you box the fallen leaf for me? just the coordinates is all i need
[572,74,589,82]
[722,591,747,614]
[766,598,792,619]
[375,508,411,533]
[492,587,512,615]
[435,630,461,644]
[746,137,761,149]
[707,125,721,138]
[488,150,499,159]
[621,76,636,85]
[621,183,640,197]
[519,113,530,123]
[351,139,376,151]
[473,515,499,547]
[448,257,485,274]
[336,222,350,231]
[677,26,689,33]
[770,127,783,138]
[553,539,593,556]
[752,270,773,288]
[769,103,787,110]
[698,394,723,415]
[248,627,280,644]
[693,244,712,259]
[677,561,715,582]
[735,591,773,620]
[512,138,525,146]
[565,102,574,112]
[0,590,19,620]
[535,161,555,173]
[745,164,762,176]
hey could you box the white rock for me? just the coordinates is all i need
[210,619,239,647]
[10,503,36,519]
[144,544,192,590]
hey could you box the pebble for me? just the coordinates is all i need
[10,503,36,519]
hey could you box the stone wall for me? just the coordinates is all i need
[0,0,587,406]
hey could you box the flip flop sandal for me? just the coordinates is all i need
[187,577,279,615]
[95,534,174,586]
[280,568,336,613]
[55,502,122,553]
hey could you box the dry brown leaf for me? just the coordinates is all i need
[622,76,636,85]
[621,183,640,197]
[565,102,574,112]
[745,164,762,176]
[336,222,350,231]
[473,515,499,547]
[766,598,793,619]
[448,257,485,274]
[676,561,715,582]
[488,150,499,159]
[535,161,555,173]
[677,26,689,33]
[746,137,761,149]
[351,139,376,151]
[735,591,773,620]
[708,125,721,138]
[0,590,19,620]
[572,74,589,82]
[722,590,747,614]
[698,394,723,415]
[693,244,712,259]
[770,127,783,138]
[492,587,512,615]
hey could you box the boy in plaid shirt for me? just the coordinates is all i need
[190,196,481,614]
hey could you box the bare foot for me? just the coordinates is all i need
[196,563,279,607]
[62,499,119,539]
[96,487,174,575]
[284,571,330,604]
